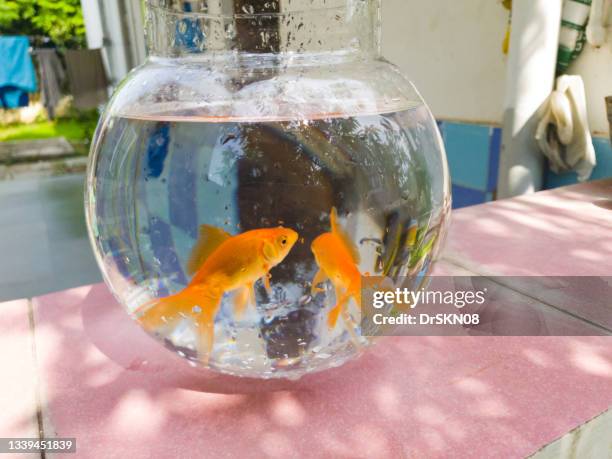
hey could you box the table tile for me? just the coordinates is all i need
[31,284,612,459]
[443,179,612,276]
[0,298,40,458]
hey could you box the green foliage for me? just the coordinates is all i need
[0,106,99,143]
[0,2,21,28]
[0,116,98,143]
[0,0,85,49]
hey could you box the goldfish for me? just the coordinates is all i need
[136,225,298,361]
[311,208,362,329]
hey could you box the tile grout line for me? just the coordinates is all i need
[26,298,46,459]
[528,406,612,457]
[440,256,612,335]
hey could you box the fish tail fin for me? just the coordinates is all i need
[327,303,343,329]
[328,291,351,329]
[137,285,222,362]
[135,291,190,331]
[328,279,362,329]
[195,307,217,365]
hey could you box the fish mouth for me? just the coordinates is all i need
[286,229,299,247]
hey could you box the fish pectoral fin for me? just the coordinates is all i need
[259,262,272,294]
[186,225,232,276]
[264,272,272,294]
[311,269,328,295]
[262,241,277,263]
[342,307,361,346]
[327,303,343,329]
[233,283,254,318]
[330,207,361,265]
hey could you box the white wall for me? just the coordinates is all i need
[123,0,147,68]
[101,0,131,82]
[382,0,612,137]
[80,0,147,85]
[381,0,508,125]
[80,0,104,49]
[81,0,611,133]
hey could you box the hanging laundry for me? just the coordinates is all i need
[535,75,596,182]
[501,0,512,55]
[0,36,38,109]
[64,49,109,110]
[557,0,592,75]
[586,0,609,46]
[34,49,65,120]
[175,1,206,52]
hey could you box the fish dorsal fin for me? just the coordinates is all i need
[186,225,232,276]
[330,207,360,264]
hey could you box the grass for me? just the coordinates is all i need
[0,118,97,142]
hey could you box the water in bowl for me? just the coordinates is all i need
[86,106,449,379]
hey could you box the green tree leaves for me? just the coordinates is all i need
[0,2,21,29]
[0,0,85,48]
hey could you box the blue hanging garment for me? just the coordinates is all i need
[0,36,38,109]
[175,2,206,52]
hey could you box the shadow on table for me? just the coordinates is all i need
[9,178,612,456]
[9,281,612,458]
[79,284,383,395]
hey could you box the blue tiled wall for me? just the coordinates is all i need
[438,120,612,209]
[544,136,612,189]
[437,121,501,209]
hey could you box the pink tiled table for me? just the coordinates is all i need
[2,180,612,458]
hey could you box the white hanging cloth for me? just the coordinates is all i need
[535,75,597,182]
[586,0,609,47]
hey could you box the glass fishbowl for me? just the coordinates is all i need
[85,0,451,379]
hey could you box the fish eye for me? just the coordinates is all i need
[280,237,287,246]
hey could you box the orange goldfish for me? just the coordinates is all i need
[311,208,362,329]
[136,225,298,361]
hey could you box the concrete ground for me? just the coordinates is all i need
[0,138,88,180]
[0,173,101,301]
